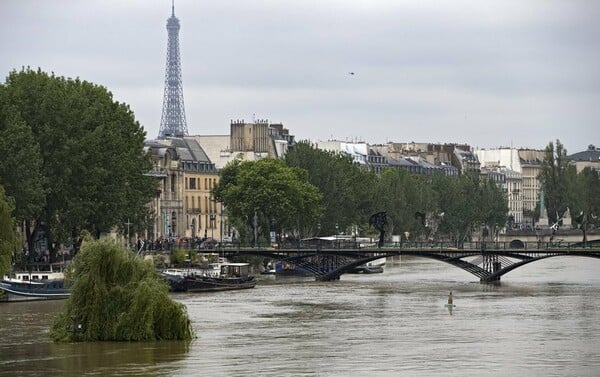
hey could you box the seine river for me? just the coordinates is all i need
[1,256,599,376]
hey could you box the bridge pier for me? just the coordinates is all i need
[480,275,501,283]
[481,254,502,283]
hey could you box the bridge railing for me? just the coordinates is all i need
[362,241,598,251]
[139,238,598,254]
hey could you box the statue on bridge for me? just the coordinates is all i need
[573,210,597,245]
[415,211,444,242]
[369,212,387,248]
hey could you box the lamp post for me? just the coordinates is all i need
[219,208,223,243]
[253,211,258,248]
[210,214,215,240]
[317,223,321,251]
[125,218,132,250]
[335,223,339,249]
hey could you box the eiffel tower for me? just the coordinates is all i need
[158,1,188,138]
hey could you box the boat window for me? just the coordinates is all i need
[42,275,49,280]
[32,276,39,280]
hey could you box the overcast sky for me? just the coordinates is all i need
[2,0,599,153]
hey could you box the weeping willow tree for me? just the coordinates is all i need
[50,239,193,342]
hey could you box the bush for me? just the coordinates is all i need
[50,239,193,342]
[170,249,189,267]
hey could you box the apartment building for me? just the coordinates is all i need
[144,137,223,240]
[195,120,296,169]
[568,144,600,173]
[518,149,544,225]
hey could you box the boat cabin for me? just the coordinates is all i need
[220,263,250,278]
[7,263,65,282]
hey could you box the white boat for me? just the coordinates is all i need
[161,263,257,292]
[0,264,70,302]
[160,262,222,279]
[350,257,386,274]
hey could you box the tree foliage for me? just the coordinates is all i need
[50,239,193,342]
[284,141,375,235]
[539,140,577,223]
[0,111,45,225]
[375,168,436,239]
[0,68,155,257]
[283,141,508,244]
[0,186,17,276]
[571,167,600,242]
[576,168,600,228]
[433,173,475,243]
[476,176,509,231]
[213,158,323,243]
[431,172,508,245]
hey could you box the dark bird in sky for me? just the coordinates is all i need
[349,72,355,75]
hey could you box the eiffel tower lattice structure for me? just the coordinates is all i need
[158,1,188,139]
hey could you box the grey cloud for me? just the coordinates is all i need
[1,0,598,151]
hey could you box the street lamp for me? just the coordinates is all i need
[253,211,258,248]
[125,218,132,250]
[335,223,339,248]
[219,208,223,243]
[317,223,321,251]
[210,214,215,240]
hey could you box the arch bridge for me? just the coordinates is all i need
[221,245,600,283]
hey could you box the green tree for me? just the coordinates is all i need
[0,186,17,275]
[539,140,577,223]
[213,158,323,243]
[476,176,509,239]
[50,239,192,341]
[0,68,155,258]
[375,168,436,241]
[0,107,45,256]
[397,173,440,242]
[284,141,376,236]
[432,173,474,245]
[431,172,507,246]
[572,167,600,243]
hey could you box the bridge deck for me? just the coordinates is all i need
[221,246,600,282]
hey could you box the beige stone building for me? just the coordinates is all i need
[476,148,523,225]
[143,121,295,242]
[518,149,545,225]
[144,137,225,241]
[568,145,600,173]
[476,147,544,226]
[195,120,294,169]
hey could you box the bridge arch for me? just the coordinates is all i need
[222,248,600,283]
[387,250,600,283]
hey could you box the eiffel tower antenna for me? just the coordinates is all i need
[158,0,188,138]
